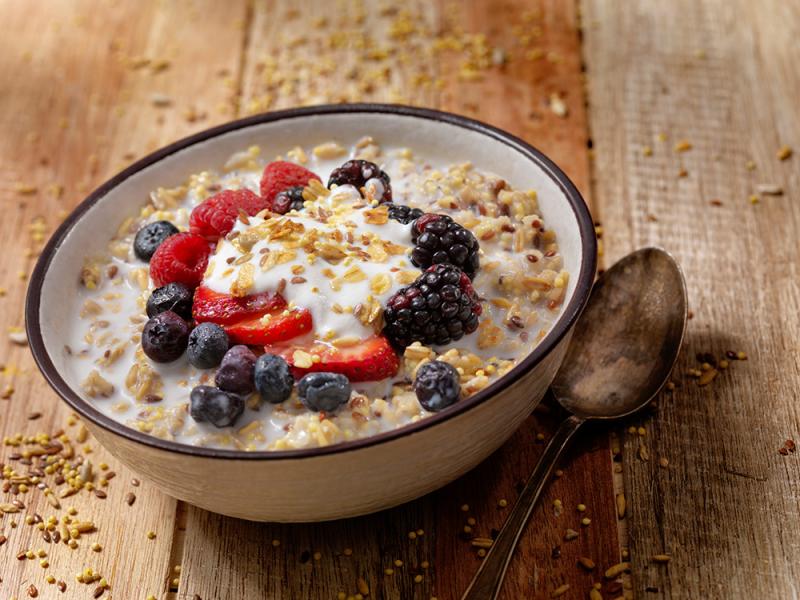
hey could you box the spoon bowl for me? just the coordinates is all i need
[553,247,687,419]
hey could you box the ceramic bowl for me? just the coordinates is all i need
[26,104,596,522]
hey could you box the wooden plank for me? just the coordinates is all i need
[0,1,247,598]
[180,1,619,599]
[583,0,800,597]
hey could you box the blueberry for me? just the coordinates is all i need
[141,311,189,363]
[254,354,294,404]
[413,360,461,411]
[146,282,194,320]
[215,345,256,394]
[187,323,229,369]
[133,220,179,261]
[189,385,244,428]
[297,372,351,412]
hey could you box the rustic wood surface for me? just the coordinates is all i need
[0,0,796,598]
[584,0,800,598]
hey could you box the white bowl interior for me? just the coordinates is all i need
[39,111,587,415]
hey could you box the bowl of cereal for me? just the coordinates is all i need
[26,104,596,521]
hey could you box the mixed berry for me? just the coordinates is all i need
[383,264,482,348]
[130,155,486,429]
[328,159,392,202]
[133,220,179,261]
[410,214,480,278]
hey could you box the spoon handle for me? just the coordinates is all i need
[460,414,585,600]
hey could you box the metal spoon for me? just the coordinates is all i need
[461,247,687,600]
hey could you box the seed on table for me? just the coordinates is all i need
[604,561,632,578]
[577,557,596,570]
[616,493,626,519]
[357,578,369,595]
[125,492,136,506]
[551,584,570,597]
[652,554,671,563]
[28,584,39,597]
[564,529,579,541]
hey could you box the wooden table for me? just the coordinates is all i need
[1,1,797,598]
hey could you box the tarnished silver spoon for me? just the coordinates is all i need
[461,247,687,600]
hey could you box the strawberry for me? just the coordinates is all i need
[149,232,211,289]
[272,335,400,382]
[225,309,312,345]
[189,189,267,241]
[192,286,311,345]
[193,286,286,325]
[259,161,321,209]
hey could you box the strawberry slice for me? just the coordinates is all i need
[271,335,399,382]
[192,286,312,345]
[193,286,286,325]
[225,309,312,345]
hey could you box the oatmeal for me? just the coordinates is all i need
[69,138,568,451]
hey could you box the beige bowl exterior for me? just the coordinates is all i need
[87,334,570,521]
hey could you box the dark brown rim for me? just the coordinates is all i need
[26,103,597,461]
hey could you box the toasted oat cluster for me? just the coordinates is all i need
[70,138,568,450]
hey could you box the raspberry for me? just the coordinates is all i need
[383,263,482,348]
[259,161,321,209]
[149,232,211,289]
[327,159,392,202]
[410,214,480,278]
[189,189,266,242]
[271,186,305,214]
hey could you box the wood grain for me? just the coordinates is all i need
[180,1,619,599]
[0,1,246,598]
[583,0,800,597]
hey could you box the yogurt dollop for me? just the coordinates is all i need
[203,185,416,341]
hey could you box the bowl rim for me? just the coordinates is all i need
[26,103,597,461]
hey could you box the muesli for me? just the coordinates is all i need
[71,137,568,450]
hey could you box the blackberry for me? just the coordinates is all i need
[327,159,392,202]
[272,185,305,214]
[410,214,480,278]
[388,204,424,225]
[414,360,461,412]
[383,263,482,348]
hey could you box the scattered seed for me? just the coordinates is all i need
[564,529,579,541]
[616,493,626,519]
[756,184,783,195]
[551,583,570,597]
[652,554,671,563]
[125,492,136,506]
[578,557,596,570]
[777,145,793,160]
[357,578,369,595]
[604,562,631,578]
